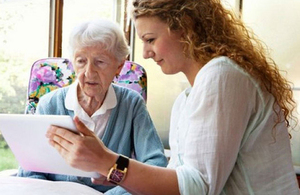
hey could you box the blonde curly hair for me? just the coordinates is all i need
[131,0,296,130]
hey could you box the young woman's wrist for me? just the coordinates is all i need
[99,150,119,176]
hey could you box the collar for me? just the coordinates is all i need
[65,80,117,116]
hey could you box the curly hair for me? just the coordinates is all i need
[131,0,297,130]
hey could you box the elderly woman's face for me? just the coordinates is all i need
[73,45,123,99]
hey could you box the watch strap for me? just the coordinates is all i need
[116,154,129,170]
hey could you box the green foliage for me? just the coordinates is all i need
[0,134,18,171]
[0,56,28,114]
[0,134,8,149]
[0,147,18,171]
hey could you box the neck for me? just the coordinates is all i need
[183,61,203,86]
[77,89,106,117]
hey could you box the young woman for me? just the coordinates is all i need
[46,0,300,194]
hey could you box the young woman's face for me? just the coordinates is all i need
[135,16,189,75]
[73,45,123,99]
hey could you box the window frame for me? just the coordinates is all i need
[48,0,129,57]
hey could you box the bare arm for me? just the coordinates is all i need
[119,159,179,195]
[46,116,180,195]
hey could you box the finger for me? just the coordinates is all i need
[91,175,106,184]
[50,138,68,155]
[74,116,94,137]
[48,134,71,161]
[47,125,79,144]
[52,132,73,151]
[91,177,115,186]
[47,126,78,154]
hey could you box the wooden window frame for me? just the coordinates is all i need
[49,0,63,57]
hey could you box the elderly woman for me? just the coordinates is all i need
[18,19,168,194]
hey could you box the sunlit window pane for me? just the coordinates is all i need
[61,0,115,57]
[0,0,49,172]
[243,0,300,86]
[0,0,49,114]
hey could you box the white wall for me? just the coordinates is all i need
[242,0,300,167]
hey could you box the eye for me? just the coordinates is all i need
[94,59,109,69]
[146,38,155,44]
[95,60,104,66]
[75,57,86,67]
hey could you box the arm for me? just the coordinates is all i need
[46,117,180,195]
[105,99,168,195]
[132,99,168,166]
[173,60,257,194]
[104,59,256,195]
[45,59,255,194]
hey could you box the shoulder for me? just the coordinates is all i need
[193,56,271,109]
[111,84,148,116]
[195,56,261,91]
[112,84,145,104]
[38,87,69,104]
[201,56,249,77]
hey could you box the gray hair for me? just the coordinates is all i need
[69,19,130,62]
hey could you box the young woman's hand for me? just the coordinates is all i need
[46,116,117,175]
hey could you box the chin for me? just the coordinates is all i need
[83,89,97,97]
[161,67,177,75]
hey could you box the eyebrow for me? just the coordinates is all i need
[142,33,154,39]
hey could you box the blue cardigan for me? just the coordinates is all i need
[18,84,168,194]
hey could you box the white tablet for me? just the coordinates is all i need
[0,114,100,178]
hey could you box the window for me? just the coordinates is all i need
[0,0,49,171]
[0,0,49,114]
[0,0,124,172]
[61,0,115,57]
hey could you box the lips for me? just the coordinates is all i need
[86,82,98,86]
[155,59,163,65]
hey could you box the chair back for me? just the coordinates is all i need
[113,61,147,102]
[25,58,76,114]
[25,58,147,114]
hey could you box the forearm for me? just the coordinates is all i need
[114,159,179,195]
[49,117,178,194]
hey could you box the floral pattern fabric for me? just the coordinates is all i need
[25,58,76,114]
[25,59,147,114]
[113,61,147,102]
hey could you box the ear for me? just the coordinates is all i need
[116,60,125,76]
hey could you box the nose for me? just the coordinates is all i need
[143,46,154,59]
[84,61,95,78]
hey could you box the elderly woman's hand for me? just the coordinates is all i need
[46,116,118,176]
[91,175,115,186]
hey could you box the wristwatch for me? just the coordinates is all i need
[107,154,129,185]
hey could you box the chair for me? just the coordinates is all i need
[113,60,147,102]
[25,58,147,114]
[25,58,76,114]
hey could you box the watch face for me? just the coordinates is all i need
[110,169,125,183]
